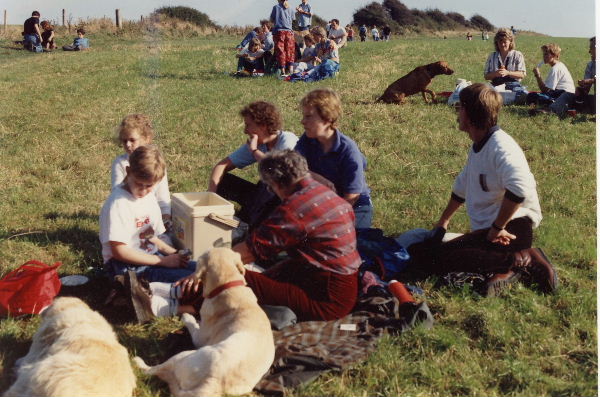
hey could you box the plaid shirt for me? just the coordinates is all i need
[247,177,361,275]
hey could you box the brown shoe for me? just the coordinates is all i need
[485,270,521,297]
[512,248,558,293]
[126,271,154,323]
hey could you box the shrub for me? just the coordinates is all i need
[353,2,391,28]
[154,6,218,29]
[470,14,494,31]
[383,0,416,26]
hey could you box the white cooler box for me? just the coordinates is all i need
[171,192,236,260]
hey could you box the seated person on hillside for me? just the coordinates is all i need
[99,145,193,283]
[293,26,339,82]
[295,88,373,228]
[409,83,558,297]
[235,150,361,321]
[62,28,89,51]
[40,20,57,50]
[208,101,298,228]
[327,19,347,48]
[259,20,275,73]
[483,28,526,87]
[235,38,265,75]
[291,33,317,73]
[527,43,575,116]
[574,36,596,113]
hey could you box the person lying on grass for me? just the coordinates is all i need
[99,145,193,284]
[408,83,558,297]
[133,150,361,322]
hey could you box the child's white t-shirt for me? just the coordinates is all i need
[544,61,575,93]
[111,153,171,215]
[99,184,166,264]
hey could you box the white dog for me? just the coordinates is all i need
[3,297,136,397]
[134,247,275,397]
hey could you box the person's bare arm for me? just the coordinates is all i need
[110,241,186,268]
[208,157,236,192]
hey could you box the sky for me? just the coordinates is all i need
[3,0,596,38]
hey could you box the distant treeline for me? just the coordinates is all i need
[153,3,494,35]
[352,0,495,33]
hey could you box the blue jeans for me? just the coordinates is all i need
[105,257,196,283]
[354,197,373,229]
[24,34,42,53]
[549,92,576,115]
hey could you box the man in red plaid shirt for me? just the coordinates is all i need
[234,150,361,321]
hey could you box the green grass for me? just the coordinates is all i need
[0,33,596,396]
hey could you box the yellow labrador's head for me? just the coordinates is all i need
[194,248,245,296]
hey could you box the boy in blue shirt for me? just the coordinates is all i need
[62,28,89,51]
[295,88,373,228]
[295,0,312,32]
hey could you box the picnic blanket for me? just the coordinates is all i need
[254,293,434,396]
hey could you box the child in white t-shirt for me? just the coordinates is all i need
[100,145,193,283]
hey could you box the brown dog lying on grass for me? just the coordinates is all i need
[4,297,136,397]
[377,60,454,104]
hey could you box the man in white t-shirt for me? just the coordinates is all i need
[327,19,347,48]
[409,83,558,297]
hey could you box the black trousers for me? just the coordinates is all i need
[216,173,280,230]
[409,217,533,275]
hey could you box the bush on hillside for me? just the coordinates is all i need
[446,12,470,27]
[353,2,391,28]
[291,13,327,30]
[154,6,218,29]
[383,0,416,26]
[470,14,494,31]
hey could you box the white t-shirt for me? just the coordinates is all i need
[111,153,171,215]
[99,184,166,263]
[328,27,346,45]
[452,127,542,231]
[544,61,575,93]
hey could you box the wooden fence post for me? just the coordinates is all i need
[62,9,65,26]
[3,10,6,35]
[115,9,121,28]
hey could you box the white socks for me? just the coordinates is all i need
[149,282,180,317]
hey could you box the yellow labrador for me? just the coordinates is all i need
[3,297,136,397]
[134,247,275,397]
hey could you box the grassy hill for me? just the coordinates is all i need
[0,32,596,396]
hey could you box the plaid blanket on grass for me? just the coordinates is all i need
[254,296,433,396]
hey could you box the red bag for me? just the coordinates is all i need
[0,260,62,317]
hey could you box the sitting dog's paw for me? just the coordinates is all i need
[181,313,197,327]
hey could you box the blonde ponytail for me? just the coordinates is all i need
[282,0,289,8]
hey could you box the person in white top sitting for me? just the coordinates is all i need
[527,43,575,116]
[327,19,347,48]
[409,83,558,297]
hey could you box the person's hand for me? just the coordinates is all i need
[247,134,259,152]
[160,254,187,268]
[533,67,541,79]
[497,69,509,77]
[174,273,202,298]
[486,227,516,246]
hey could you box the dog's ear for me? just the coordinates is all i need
[233,251,246,276]
[194,252,209,281]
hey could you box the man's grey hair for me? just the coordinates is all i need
[258,150,308,188]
